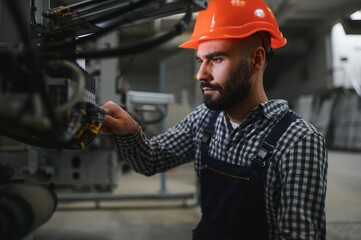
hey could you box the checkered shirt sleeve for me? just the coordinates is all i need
[265,119,327,239]
[114,105,207,176]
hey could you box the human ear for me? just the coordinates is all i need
[250,47,266,72]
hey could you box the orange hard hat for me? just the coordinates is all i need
[179,0,287,49]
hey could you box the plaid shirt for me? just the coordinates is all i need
[115,99,328,239]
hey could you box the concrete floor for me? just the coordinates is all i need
[34,151,361,240]
[324,151,361,240]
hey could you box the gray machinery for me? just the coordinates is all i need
[0,0,208,239]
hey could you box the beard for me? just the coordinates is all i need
[201,59,252,111]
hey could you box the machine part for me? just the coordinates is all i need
[39,0,207,44]
[57,192,195,209]
[40,3,194,59]
[126,90,174,125]
[0,58,104,149]
[126,90,174,107]
[0,184,57,240]
[45,60,86,115]
[133,105,168,125]
[0,0,205,149]
[0,146,121,191]
[1,0,104,149]
[0,164,14,183]
[3,0,58,132]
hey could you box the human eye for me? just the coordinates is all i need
[210,57,223,63]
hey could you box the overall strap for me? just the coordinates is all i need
[253,111,299,168]
[201,111,221,155]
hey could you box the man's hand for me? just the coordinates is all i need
[101,101,139,136]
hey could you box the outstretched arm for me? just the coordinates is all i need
[101,101,196,176]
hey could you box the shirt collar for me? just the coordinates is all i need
[259,99,289,119]
[221,99,289,130]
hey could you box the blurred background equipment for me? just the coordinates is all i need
[0,184,57,240]
[0,0,207,239]
[1,0,361,239]
[0,0,206,150]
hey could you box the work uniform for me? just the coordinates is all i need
[193,109,299,240]
[115,100,328,239]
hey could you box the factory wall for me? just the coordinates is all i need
[331,20,361,90]
[268,34,333,101]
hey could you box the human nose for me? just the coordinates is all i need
[196,61,212,81]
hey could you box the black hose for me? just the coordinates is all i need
[42,4,193,59]
[41,0,162,51]
[70,0,153,24]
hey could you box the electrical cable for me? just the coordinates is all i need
[2,0,193,149]
[0,116,98,149]
[76,0,164,41]
[41,4,193,59]
[40,0,161,51]
[70,0,161,26]
[4,0,102,149]
[47,0,114,17]
[45,60,86,115]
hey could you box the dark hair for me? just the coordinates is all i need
[255,31,274,62]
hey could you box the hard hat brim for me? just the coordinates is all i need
[179,26,287,50]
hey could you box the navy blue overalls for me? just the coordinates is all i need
[193,111,298,240]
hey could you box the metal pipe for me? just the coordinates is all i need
[57,192,195,202]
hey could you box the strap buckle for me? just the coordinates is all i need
[201,128,214,147]
[252,141,274,168]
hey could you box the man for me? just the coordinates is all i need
[101,0,328,239]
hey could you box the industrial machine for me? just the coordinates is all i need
[0,0,207,239]
[0,0,207,149]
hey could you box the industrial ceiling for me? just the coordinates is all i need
[54,0,361,84]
